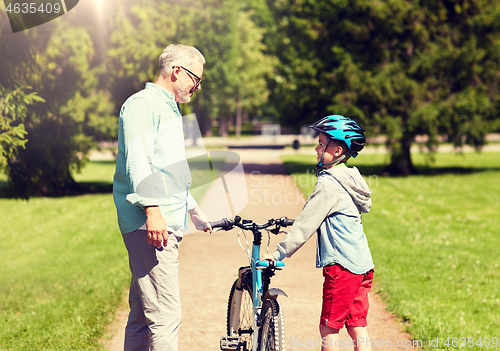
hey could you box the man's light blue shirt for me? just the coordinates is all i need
[113,83,197,235]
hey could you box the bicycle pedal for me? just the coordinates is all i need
[220,336,242,351]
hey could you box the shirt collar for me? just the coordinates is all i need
[145,82,181,116]
[145,82,175,102]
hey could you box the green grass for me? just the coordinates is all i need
[0,161,127,350]
[282,152,500,350]
[0,195,128,350]
[72,160,117,184]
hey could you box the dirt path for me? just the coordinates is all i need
[101,149,420,351]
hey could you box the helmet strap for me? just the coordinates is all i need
[316,139,350,176]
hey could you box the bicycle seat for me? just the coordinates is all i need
[256,260,285,270]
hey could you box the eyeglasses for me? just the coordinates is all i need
[172,65,202,89]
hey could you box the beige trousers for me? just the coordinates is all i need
[122,229,182,351]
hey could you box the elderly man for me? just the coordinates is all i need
[113,44,211,351]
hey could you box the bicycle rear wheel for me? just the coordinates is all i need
[258,299,285,351]
[227,279,254,351]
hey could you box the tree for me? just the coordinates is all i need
[186,0,241,136]
[233,10,277,138]
[0,87,44,172]
[268,0,500,174]
[0,4,116,198]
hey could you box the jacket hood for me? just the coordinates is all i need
[325,165,372,213]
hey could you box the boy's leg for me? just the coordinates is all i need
[346,270,374,351]
[319,324,340,351]
[320,265,365,351]
[347,326,372,351]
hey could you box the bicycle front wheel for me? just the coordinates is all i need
[227,279,254,351]
[258,299,285,351]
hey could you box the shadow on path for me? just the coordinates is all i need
[240,162,289,175]
[0,182,113,199]
[283,160,500,177]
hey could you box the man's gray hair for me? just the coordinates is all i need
[158,44,205,76]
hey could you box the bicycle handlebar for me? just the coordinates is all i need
[209,218,234,231]
[209,216,294,233]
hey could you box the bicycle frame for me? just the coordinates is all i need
[250,230,264,351]
[213,216,293,351]
[241,226,286,351]
[228,229,268,351]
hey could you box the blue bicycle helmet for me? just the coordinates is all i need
[309,115,366,173]
[309,115,366,158]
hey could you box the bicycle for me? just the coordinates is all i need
[210,215,295,351]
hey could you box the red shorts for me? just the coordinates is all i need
[320,264,374,329]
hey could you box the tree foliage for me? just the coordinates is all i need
[0,5,116,198]
[2,0,277,196]
[0,86,44,171]
[2,0,500,192]
[268,0,500,174]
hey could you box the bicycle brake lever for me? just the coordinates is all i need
[269,227,280,235]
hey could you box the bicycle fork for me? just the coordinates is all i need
[221,227,287,351]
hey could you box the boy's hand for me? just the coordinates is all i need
[261,254,275,262]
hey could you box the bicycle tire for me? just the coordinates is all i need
[258,299,285,351]
[227,279,254,351]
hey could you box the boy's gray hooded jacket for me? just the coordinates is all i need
[272,164,374,274]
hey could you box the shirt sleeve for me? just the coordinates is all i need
[187,191,198,211]
[272,176,341,261]
[121,97,169,208]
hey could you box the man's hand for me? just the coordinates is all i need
[189,207,212,232]
[261,254,275,262]
[145,206,168,248]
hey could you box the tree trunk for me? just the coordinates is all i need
[60,172,84,194]
[235,96,242,139]
[193,100,211,137]
[384,137,417,175]
[219,117,228,137]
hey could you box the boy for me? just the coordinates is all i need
[262,115,374,351]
